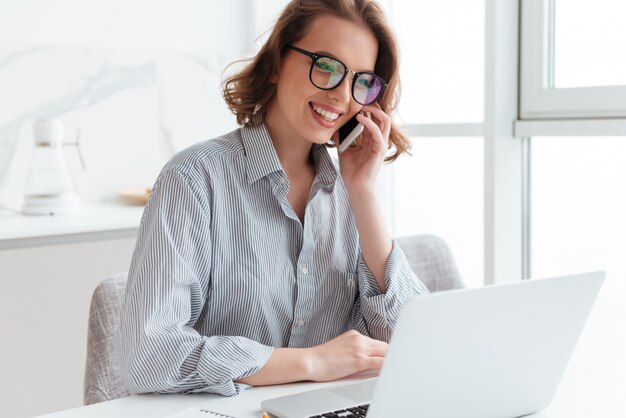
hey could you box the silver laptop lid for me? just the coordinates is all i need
[367,271,605,418]
[261,272,604,418]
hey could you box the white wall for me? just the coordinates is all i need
[0,0,250,208]
[0,1,253,417]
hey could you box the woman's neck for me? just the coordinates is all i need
[264,109,315,174]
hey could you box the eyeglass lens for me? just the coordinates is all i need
[311,57,383,105]
[354,74,384,105]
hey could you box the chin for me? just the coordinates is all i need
[299,114,335,145]
[310,133,333,145]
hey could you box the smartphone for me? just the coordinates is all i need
[337,114,364,153]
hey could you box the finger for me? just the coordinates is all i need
[366,340,389,357]
[360,107,390,142]
[356,113,386,151]
[361,105,391,141]
[356,112,380,136]
[364,356,385,370]
[362,104,386,119]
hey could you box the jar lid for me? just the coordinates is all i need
[33,118,65,147]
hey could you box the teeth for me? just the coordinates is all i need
[312,105,339,122]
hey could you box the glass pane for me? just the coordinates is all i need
[555,0,626,88]
[531,137,626,415]
[392,0,484,123]
[391,137,484,287]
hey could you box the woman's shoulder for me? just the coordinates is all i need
[162,128,244,176]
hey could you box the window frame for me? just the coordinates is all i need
[520,0,626,120]
[395,0,524,285]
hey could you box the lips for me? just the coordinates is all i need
[312,104,339,122]
[309,102,344,128]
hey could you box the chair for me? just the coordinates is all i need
[395,234,465,292]
[83,272,131,405]
[83,234,463,405]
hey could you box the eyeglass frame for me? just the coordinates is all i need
[284,44,388,106]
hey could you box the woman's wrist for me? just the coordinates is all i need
[345,184,377,206]
[237,347,314,385]
[300,347,317,381]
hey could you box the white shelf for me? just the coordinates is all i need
[0,204,144,249]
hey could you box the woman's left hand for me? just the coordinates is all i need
[334,103,391,193]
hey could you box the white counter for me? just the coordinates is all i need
[0,204,144,249]
[1,203,142,417]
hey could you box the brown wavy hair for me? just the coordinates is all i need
[222,0,410,162]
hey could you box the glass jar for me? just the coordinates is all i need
[22,119,80,215]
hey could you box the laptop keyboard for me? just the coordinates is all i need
[308,403,370,418]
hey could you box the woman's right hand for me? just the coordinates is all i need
[303,330,388,382]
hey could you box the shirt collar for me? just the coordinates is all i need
[310,141,339,189]
[241,119,339,188]
[241,120,284,184]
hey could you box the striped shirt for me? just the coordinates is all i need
[116,120,429,397]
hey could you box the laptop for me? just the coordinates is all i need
[261,271,605,418]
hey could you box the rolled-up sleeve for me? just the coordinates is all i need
[350,240,429,341]
[115,168,273,397]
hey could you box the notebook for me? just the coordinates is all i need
[165,407,237,418]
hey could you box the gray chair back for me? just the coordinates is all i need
[396,234,465,292]
[83,234,463,404]
[84,272,131,405]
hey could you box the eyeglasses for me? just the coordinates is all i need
[285,45,387,106]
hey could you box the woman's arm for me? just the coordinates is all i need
[117,168,274,397]
[337,106,430,342]
[337,106,394,291]
[345,187,392,292]
[238,330,388,386]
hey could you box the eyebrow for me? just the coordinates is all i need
[315,50,337,57]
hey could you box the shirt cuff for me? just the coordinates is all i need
[194,336,274,396]
[356,240,430,333]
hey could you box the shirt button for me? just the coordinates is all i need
[297,319,306,327]
[301,266,309,274]
[347,278,354,287]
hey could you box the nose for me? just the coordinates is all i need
[327,72,353,105]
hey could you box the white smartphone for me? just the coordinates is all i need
[337,115,364,153]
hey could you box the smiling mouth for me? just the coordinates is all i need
[311,103,341,123]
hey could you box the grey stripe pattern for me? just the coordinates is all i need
[115,120,429,397]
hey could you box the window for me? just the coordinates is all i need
[520,0,626,119]
[531,137,626,414]
[554,1,626,88]
[388,1,485,285]
[521,2,626,408]
[531,137,626,278]
[392,0,484,124]
[390,137,484,287]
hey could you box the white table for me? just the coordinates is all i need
[35,377,372,418]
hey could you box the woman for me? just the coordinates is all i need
[116,0,428,397]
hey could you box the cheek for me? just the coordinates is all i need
[277,75,305,104]
[279,68,319,100]
[350,104,364,118]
